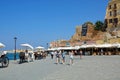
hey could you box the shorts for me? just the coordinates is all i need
[62,57,65,60]
[70,56,73,60]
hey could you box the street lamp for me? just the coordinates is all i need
[14,37,17,60]
[47,43,48,49]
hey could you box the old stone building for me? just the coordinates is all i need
[105,0,120,28]
[104,0,120,42]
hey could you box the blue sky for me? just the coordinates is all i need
[0,0,108,50]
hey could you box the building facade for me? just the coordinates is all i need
[105,0,120,28]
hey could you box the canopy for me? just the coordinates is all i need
[57,47,75,50]
[47,47,59,51]
[47,46,79,51]
[79,45,87,48]
[95,44,113,48]
[117,43,120,48]
[118,45,120,48]
[0,42,5,48]
[21,43,33,50]
[47,43,120,51]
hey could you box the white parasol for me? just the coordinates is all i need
[0,42,5,48]
[35,46,45,51]
[21,43,33,50]
[36,46,44,49]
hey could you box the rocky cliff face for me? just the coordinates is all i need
[70,23,120,44]
[70,23,105,42]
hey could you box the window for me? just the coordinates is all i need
[109,11,112,16]
[113,10,117,16]
[109,5,111,9]
[109,19,112,23]
[114,4,117,9]
[114,18,118,24]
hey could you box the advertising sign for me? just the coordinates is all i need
[81,23,88,36]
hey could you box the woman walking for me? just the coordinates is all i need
[79,50,82,59]
[61,50,66,64]
[55,51,61,64]
[69,50,74,65]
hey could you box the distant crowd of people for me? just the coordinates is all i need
[19,50,47,63]
[11,49,83,65]
[50,50,83,65]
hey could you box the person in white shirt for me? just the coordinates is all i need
[69,50,74,65]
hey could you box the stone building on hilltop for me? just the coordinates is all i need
[105,0,120,40]
[105,0,120,28]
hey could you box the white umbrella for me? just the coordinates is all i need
[36,46,44,49]
[0,42,5,48]
[35,46,45,51]
[21,43,33,50]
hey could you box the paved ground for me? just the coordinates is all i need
[0,55,120,80]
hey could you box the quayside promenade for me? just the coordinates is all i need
[0,55,120,80]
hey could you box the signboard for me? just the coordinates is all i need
[81,23,88,36]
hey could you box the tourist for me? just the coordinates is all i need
[87,51,90,55]
[61,50,66,64]
[55,50,61,64]
[79,50,82,59]
[51,51,54,59]
[29,51,34,62]
[74,50,77,55]
[25,50,30,62]
[101,49,103,55]
[69,50,74,65]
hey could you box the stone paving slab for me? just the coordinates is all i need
[0,55,120,80]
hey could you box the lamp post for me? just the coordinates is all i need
[14,37,17,60]
[47,43,48,49]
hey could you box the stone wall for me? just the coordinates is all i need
[70,23,105,42]
[109,38,120,43]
